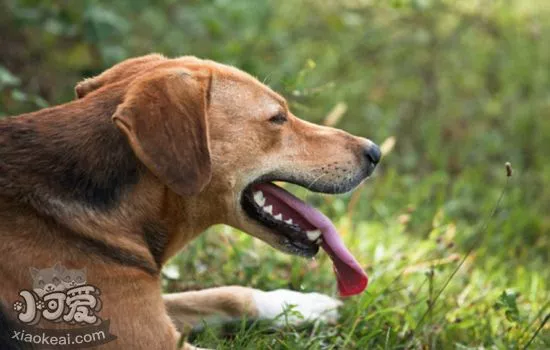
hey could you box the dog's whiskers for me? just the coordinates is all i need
[306,173,328,191]
[302,172,328,203]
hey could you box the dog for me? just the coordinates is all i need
[0,54,380,349]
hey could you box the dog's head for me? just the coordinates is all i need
[77,54,381,295]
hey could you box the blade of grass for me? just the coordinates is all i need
[411,164,513,338]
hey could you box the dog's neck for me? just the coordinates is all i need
[0,88,135,202]
[0,92,212,274]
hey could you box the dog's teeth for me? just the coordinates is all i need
[306,230,322,241]
[263,205,273,214]
[253,191,266,206]
[274,213,283,221]
[285,218,293,225]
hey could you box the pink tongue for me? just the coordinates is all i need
[320,228,368,297]
[256,183,368,297]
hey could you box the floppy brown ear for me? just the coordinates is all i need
[75,54,166,99]
[112,68,212,196]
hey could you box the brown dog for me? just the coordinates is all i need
[0,54,380,349]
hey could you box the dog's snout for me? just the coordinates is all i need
[364,143,381,165]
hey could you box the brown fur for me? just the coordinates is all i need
[0,54,377,349]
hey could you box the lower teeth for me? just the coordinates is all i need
[306,229,322,241]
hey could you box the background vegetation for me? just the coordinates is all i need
[1,0,549,348]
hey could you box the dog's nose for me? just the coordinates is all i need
[364,143,381,165]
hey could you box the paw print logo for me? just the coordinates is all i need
[36,300,45,311]
[13,301,24,312]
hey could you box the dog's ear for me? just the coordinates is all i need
[75,54,166,99]
[112,68,212,197]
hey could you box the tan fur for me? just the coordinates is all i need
[164,287,259,334]
[0,54,377,349]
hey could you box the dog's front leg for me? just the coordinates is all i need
[163,286,342,334]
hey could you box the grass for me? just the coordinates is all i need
[163,162,549,349]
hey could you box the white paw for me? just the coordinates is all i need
[252,289,342,326]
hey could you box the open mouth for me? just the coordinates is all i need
[241,181,369,297]
[242,182,322,257]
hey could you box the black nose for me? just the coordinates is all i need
[364,143,381,165]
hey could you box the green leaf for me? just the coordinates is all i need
[494,290,521,323]
[0,66,21,88]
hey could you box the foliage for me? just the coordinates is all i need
[1,0,549,348]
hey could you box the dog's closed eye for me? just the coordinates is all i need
[269,112,287,125]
